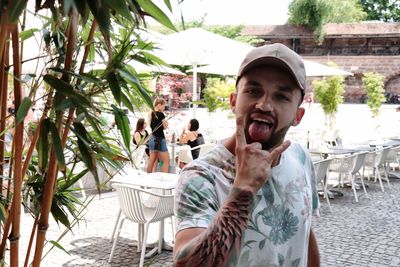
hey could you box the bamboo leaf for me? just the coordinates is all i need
[112,105,131,152]
[37,119,50,172]
[120,91,134,113]
[49,67,102,86]
[20,28,39,41]
[49,122,66,171]
[9,0,28,23]
[0,203,7,223]
[104,0,132,21]
[135,0,176,31]
[51,203,71,229]
[106,71,122,104]
[43,74,73,93]
[163,0,172,11]
[87,0,111,36]
[117,68,153,108]
[16,97,32,124]
[49,240,71,255]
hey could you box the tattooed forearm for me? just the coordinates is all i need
[174,188,254,267]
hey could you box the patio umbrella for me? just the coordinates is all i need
[154,28,253,117]
[194,57,353,77]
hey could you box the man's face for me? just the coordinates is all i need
[231,65,305,151]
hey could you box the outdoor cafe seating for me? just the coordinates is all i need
[108,183,175,267]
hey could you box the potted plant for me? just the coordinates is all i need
[313,72,345,145]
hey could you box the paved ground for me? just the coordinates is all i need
[14,173,400,267]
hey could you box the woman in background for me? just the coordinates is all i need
[147,98,170,173]
[133,118,149,156]
[179,118,205,160]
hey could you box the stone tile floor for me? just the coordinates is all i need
[14,174,400,266]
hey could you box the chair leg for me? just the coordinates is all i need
[322,180,332,212]
[357,172,369,197]
[382,166,391,188]
[110,209,122,242]
[109,217,125,263]
[350,174,358,202]
[170,216,175,243]
[137,224,144,252]
[376,169,385,192]
[139,223,151,267]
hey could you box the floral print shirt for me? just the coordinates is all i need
[174,143,319,267]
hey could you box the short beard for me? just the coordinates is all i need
[246,125,291,151]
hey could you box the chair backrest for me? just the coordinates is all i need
[351,152,368,175]
[364,149,382,168]
[178,147,193,164]
[112,183,174,224]
[379,146,392,166]
[329,153,358,173]
[313,158,332,183]
[131,145,146,169]
[198,143,215,157]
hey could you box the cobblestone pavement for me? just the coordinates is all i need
[15,174,400,267]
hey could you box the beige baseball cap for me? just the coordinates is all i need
[237,43,306,91]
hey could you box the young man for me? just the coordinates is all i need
[173,43,320,267]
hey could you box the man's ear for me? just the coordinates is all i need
[292,107,305,126]
[230,93,237,113]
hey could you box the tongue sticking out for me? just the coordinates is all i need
[248,121,271,141]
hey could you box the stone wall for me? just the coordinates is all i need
[303,55,400,103]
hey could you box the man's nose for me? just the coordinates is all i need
[256,95,273,111]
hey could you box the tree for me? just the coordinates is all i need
[360,0,400,22]
[202,78,235,112]
[288,0,366,43]
[0,1,176,266]
[362,72,386,117]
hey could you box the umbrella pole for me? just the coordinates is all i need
[192,64,197,118]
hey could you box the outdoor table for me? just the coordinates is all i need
[111,171,179,257]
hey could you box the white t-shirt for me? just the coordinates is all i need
[174,142,319,267]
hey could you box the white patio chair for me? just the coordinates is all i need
[108,183,174,267]
[198,143,215,157]
[131,145,147,171]
[313,157,333,212]
[328,152,368,202]
[176,143,215,170]
[362,147,391,192]
[386,145,400,171]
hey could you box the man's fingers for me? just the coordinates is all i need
[235,115,247,148]
[269,140,291,160]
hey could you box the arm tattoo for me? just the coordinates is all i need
[174,188,254,267]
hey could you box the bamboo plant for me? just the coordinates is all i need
[0,1,176,266]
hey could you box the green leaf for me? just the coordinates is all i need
[44,74,73,93]
[63,0,74,15]
[120,91,134,113]
[49,240,71,255]
[0,203,7,223]
[51,202,71,229]
[106,71,122,104]
[16,97,32,124]
[49,67,102,86]
[112,105,131,152]
[20,28,39,41]
[49,122,66,171]
[87,0,111,36]
[117,68,153,108]
[136,0,176,31]
[163,0,172,11]
[9,0,28,23]
[104,0,132,21]
[37,119,50,172]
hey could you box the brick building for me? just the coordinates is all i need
[242,22,400,103]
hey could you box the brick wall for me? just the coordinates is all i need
[303,55,400,103]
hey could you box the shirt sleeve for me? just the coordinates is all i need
[174,164,220,232]
[305,150,320,212]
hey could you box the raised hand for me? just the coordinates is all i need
[233,115,291,195]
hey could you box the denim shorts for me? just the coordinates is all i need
[148,135,168,152]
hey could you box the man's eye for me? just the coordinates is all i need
[276,94,290,101]
[246,88,260,95]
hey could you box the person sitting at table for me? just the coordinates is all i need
[179,118,205,160]
[147,98,170,173]
[133,118,149,156]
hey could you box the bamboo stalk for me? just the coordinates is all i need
[0,203,14,262]
[0,36,9,201]
[31,10,79,267]
[61,20,97,147]
[0,4,9,66]
[10,23,24,267]
[23,218,37,267]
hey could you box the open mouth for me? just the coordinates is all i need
[248,117,275,141]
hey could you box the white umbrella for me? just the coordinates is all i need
[194,57,353,77]
[154,28,253,117]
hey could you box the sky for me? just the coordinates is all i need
[158,0,292,25]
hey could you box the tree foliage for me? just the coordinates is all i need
[288,0,366,43]
[360,0,400,22]
[203,78,235,112]
[313,74,345,115]
[362,72,386,117]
